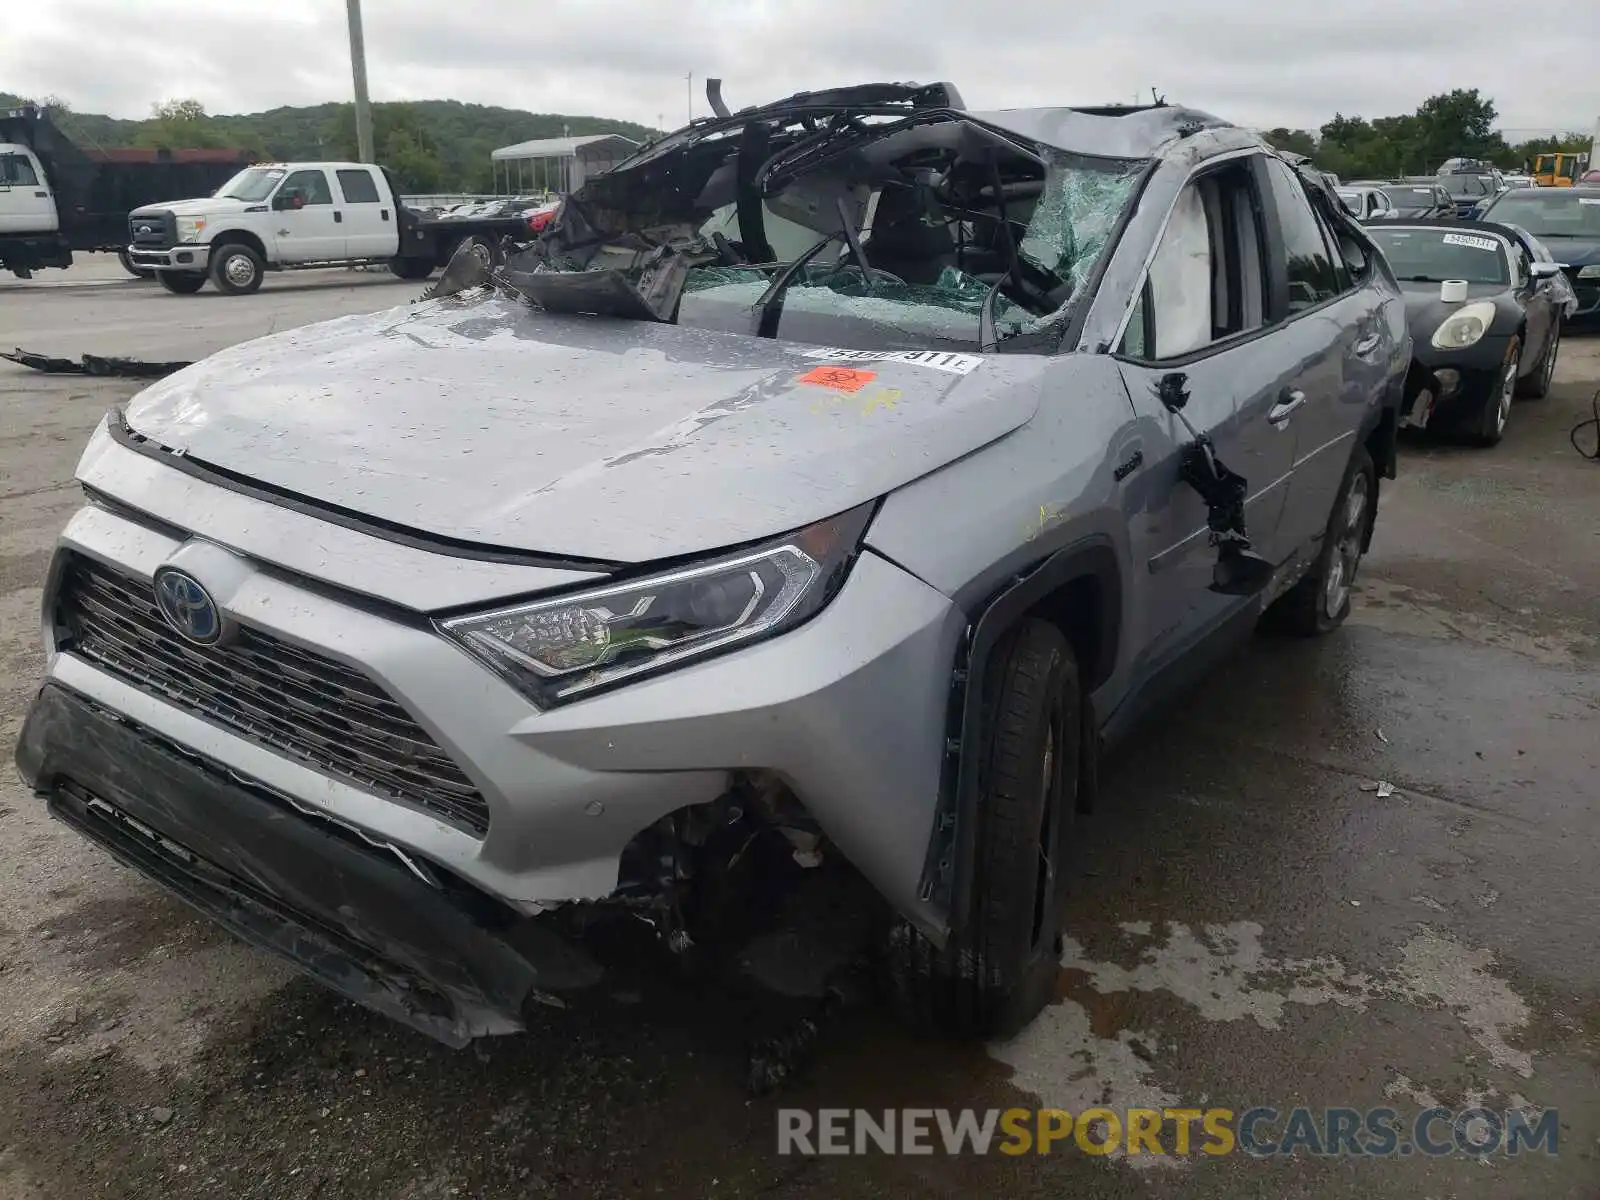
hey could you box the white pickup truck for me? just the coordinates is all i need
[126,161,534,295]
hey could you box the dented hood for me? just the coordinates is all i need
[120,297,1049,563]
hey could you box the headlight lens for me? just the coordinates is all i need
[439,504,875,706]
[176,216,208,242]
[1577,264,1600,280]
[1430,301,1496,350]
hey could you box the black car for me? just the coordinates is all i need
[1477,185,1600,324]
[1378,181,1456,219]
[1366,220,1565,445]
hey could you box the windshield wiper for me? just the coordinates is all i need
[750,233,840,338]
[750,197,880,339]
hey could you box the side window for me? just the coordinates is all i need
[1,153,40,186]
[280,169,332,205]
[337,169,381,204]
[1263,159,1340,313]
[1118,160,1267,361]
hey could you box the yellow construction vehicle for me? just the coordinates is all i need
[1532,152,1583,187]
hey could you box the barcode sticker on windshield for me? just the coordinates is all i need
[795,347,983,375]
[1441,233,1499,252]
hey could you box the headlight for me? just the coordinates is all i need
[1430,301,1497,350]
[175,216,208,242]
[1578,265,1600,280]
[439,503,875,706]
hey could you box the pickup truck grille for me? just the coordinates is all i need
[54,553,491,837]
[129,211,175,249]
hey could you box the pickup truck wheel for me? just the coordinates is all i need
[156,272,206,295]
[456,234,496,268]
[887,618,1079,1038]
[388,256,434,281]
[209,243,265,295]
[117,250,155,280]
[1264,445,1376,636]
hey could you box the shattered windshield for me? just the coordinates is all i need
[214,167,287,202]
[499,110,1147,354]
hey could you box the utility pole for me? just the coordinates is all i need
[686,73,693,124]
[345,0,375,163]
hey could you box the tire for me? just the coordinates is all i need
[208,242,265,295]
[456,234,496,268]
[156,271,206,295]
[1264,446,1377,636]
[388,256,434,281]
[1516,322,1558,399]
[1471,336,1519,446]
[117,249,155,280]
[888,618,1079,1038]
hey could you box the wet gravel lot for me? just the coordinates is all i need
[2,257,1598,1198]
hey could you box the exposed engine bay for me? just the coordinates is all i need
[435,82,1145,355]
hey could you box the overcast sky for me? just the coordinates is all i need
[5,0,1598,137]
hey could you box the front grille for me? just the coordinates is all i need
[55,554,491,837]
[129,211,174,248]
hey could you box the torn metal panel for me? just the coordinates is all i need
[4,346,192,378]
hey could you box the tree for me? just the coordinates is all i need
[1262,127,1318,158]
[136,97,233,150]
[151,98,209,123]
[326,102,446,191]
[1413,88,1507,169]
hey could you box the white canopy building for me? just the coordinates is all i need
[489,134,640,196]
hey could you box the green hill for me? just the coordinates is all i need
[1,93,660,191]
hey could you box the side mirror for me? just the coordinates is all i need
[273,191,303,211]
[1529,261,1564,279]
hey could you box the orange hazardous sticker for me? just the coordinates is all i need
[797,365,877,392]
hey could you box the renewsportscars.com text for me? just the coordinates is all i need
[777,1106,1558,1158]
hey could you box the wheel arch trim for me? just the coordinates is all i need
[916,534,1123,933]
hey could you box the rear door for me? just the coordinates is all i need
[1260,157,1385,556]
[335,167,394,258]
[1112,152,1301,672]
[0,148,58,234]
[269,168,344,262]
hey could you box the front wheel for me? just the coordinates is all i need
[888,618,1079,1038]
[1517,323,1558,399]
[156,271,206,295]
[1472,336,1519,446]
[209,243,265,295]
[1264,446,1376,636]
[117,249,155,280]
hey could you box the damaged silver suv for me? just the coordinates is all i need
[16,82,1407,1051]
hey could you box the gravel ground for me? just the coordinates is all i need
[2,257,1597,1198]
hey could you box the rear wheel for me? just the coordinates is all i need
[117,249,155,280]
[156,271,206,295]
[1264,446,1376,636]
[209,242,265,295]
[388,255,434,281]
[1472,336,1519,446]
[888,619,1079,1038]
[1517,322,1558,399]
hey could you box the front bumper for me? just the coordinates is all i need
[127,243,211,272]
[20,475,964,939]
[17,683,547,1046]
[1400,335,1513,430]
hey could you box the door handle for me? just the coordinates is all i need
[1267,389,1306,425]
[334,211,343,223]
[1353,332,1382,356]
[381,209,390,221]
